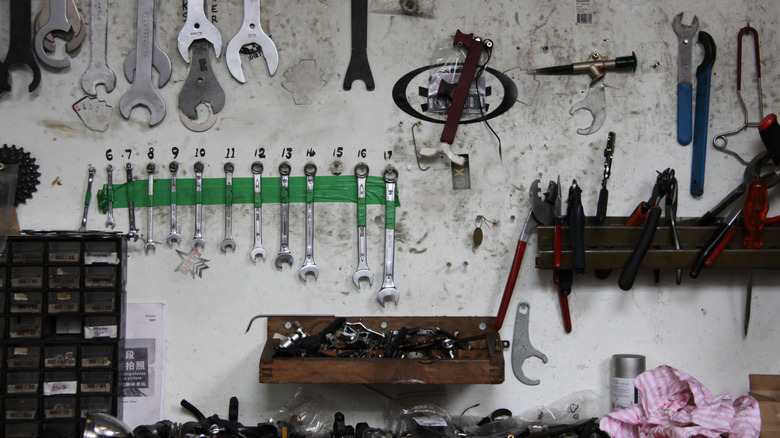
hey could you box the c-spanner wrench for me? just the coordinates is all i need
[81,0,116,95]
[191,162,206,249]
[221,162,237,253]
[569,78,606,135]
[145,163,156,252]
[79,166,96,231]
[511,302,548,386]
[177,0,222,63]
[33,0,72,69]
[377,167,400,307]
[352,163,373,288]
[250,162,267,262]
[274,162,293,269]
[166,162,181,246]
[125,163,140,241]
[105,164,116,228]
[299,163,319,282]
[226,0,279,82]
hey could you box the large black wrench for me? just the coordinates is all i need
[343,0,374,91]
[0,0,42,93]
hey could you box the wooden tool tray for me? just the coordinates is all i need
[259,316,504,384]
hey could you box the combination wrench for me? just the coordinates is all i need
[250,162,267,262]
[191,162,205,250]
[226,0,279,82]
[105,164,116,228]
[125,163,140,241]
[177,0,222,63]
[352,163,373,288]
[274,162,293,269]
[145,163,156,252]
[221,163,237,253]
[299,163,319,282]
[81,0,116,95]
[166,162,181,246]
[377,167,400,307]
[79,166,96,231]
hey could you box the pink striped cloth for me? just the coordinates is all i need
[600,365,761,438]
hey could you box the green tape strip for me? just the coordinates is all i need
[254,185,262,208]
[357,196,367,227]
[195,186,203,205]
[85,191,91,205]
[306,184,314,204]
[225,186,233,207]
[280,183,289,204]
[385,201,395,230]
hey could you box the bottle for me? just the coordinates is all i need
[611,354,645,411]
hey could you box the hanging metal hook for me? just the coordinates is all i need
[411,121,430,171]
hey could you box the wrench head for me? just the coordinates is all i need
[81,66,117,95]
[569,81,606,135]
[127,231,139,242]
[119,81,166,126]
[220,238,237,253]
[226,31,279,83]
[105,218,116,229]
[177,20,223,62]
[34,24,73,69]
[191,238,205,251]
[250,247,267,262]
[145,242,156,253]
[672,13,699,38]
[166,233,181,246]
[299,264,319,282]
[376,287,400,307]
[274,252,294,270]
[352,269,374,289]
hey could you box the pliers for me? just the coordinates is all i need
[618,168,680,290]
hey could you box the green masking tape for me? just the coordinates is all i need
[385,200,395,230]
[357,196,367,227]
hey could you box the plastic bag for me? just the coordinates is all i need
[371,0,436,18]
[276,388,332,437]
[392,404,461,438]
[516,390,603,426]
[426,36,489,115]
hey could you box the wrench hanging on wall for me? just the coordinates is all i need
[0,0,42,93]
[81,0,116,95]
[226,0,279,82]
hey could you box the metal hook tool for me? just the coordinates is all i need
[712,25,763,165]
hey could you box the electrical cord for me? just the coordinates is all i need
[474,42,503,161]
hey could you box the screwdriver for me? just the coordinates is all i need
[743,179,768,249]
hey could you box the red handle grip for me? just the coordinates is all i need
[495,239,527,330]
[704,227,735,268]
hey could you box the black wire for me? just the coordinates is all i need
[474,44,503,161]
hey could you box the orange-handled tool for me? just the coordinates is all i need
[742,179,768,249]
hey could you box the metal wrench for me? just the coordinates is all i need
[377,167,400,307]
[119,0,167,126]
[274,162,294,269]
[166,162,181,246]
[145,163,156,252]
[79,166,96,231]
[511,302,548,386]
[178,39,225,121]
[35,0,84,54]
[352,163,374,288]
[569,76,606,135]
[250,162,266,262]
[105,164,116,228]
[343,0,375,91]
[226,0,279,82]
[299,163,319,282]
[177,0,222,63]
[191,162,205,250]
[125,163,139,241]
[0,0,42,93]
[81,0,116,95]
[33,0,72,69]
[221,163,237,253]
[672,12,699,146]
[124,2,171,88]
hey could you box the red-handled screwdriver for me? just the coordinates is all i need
[743,179,769,249]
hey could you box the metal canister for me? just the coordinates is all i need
[611,354,646,411]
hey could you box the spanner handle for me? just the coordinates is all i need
[677,83,693,145]
[618,206,662,290]
[691,66,712,197]
[496,239,527,330]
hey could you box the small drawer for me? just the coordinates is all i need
[0,266,6,289]
[84,266,117,288]
[45,345,77,368]
[9,315,42,338]
[55,315,83,335]
[44,397,77,419]
[7,345,40,368]
[44,371,78,395]
[10,291,42,313]
[11,241,44,263]
[0,292,5,312]
[6,371,40,394]
[6,397,38,420]
[84,291,116,313]
[81,370,113,393]
[48,291,80,313]
[48,266,81,289]
[42,423,78,438]
[84,316,118,339]
[10,266,44,288]
[6,423,39,438]
[48,241,81,263]
[80,396,113,418]
[81,345,113,368]
[84,241,120,264]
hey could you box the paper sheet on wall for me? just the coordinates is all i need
[120,303,165,428]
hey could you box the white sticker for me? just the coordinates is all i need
[413,416,449,427]
[576,0,593,24]
[85,252,118,264]
[43,380,78,395]
[85,325,118,339]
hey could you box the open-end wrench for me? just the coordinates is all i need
[35,0,84,54]
[343,0,374,91]
[0,0,42,93]
[352,163,373,288]
[119,0,167,127]
[274,162,294,269]
[81,0,116,95]
[125,163,140,241]
[166,162,181,246]
[511,302,548,385]
[377,167,400,307]
[672,13,699,146]
[299,163,319,282]
[145,163,156,253]
[226,0,279,82]
[124,1,171,88]
[177,0,222,62]
[33,0,73,69]
[250,162,267,262]
[221,163,237,253]
[191,162,206,250]
[79,166,96,231]
[178,39,225,121]
[105,164,116,228]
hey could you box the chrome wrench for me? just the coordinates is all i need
[220,162,237,253]
[226,0,279,82]
[250,162,267,262]
[81,0,116,94]
[145,163,156,252]
[274,162,293,269]
[177,0,222,62]
[191,162,205,249]
[105,164,116,228]
[79,166,96,231]
[352,163,373,288]
[124,0,171,88]
[166,162,181,246]
[511,302,548,385]
[299,163,319,281]
[377,167,400,307]
[125,163,140,241]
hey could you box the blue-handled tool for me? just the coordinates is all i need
[672,13,699,145]
[691,31,716,197]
